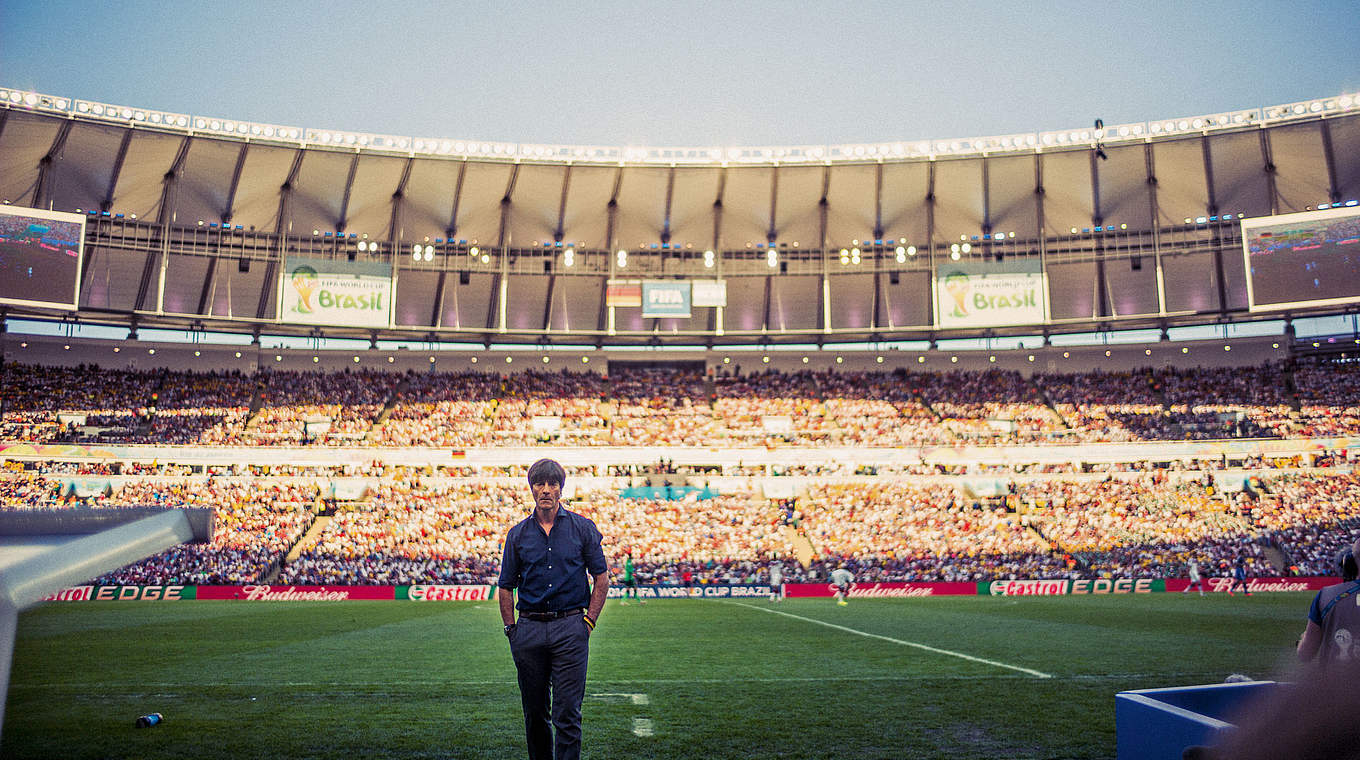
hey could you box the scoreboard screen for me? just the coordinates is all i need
[0,205,84,310]
[1243,206,1360,312]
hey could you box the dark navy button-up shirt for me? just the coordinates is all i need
[498,506,608,613]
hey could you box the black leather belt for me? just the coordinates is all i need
[520,608,584,622]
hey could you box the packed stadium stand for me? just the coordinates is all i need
[2,86,1359,593]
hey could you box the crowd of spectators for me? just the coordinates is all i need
[4,359,1359,447]
[5,466,1358,587]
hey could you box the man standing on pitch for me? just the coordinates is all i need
[499,458,609,760]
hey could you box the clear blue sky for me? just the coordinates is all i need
[2,0,1356,147]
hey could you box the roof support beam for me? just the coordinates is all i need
[255,257,278,321]
[447,159,468,239]
[819,165,831,334]
[274,149,306,235]
[542,273,556,332]
[1144,142,1167,316]
[132,241,159,312]
[387,156,415,242]
[196,255,218,316]
[31,121,72,210]
[767,166,779,243]
[430,270,446,328]
[489,164,521,333]
[554,165,572,242]
[1090,147,1109,318]
[874,162,885,240]
[1200,135,1228,314]
[980,158,992,237]
[598,166,625,336]
[336,152,360,233]
[1260,128,1279,216]
[762,274,773,332]
[100,129,134,214]
[222,142,249,225]
[156,135,193,227]
[1319,120,1341,205]
[661,166,675,244]
[925,160,938,328]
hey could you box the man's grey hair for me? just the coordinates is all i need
[527,458,566,487]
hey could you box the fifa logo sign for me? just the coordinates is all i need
[648,289,684,304]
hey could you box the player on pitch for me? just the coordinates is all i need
[831,563,854,606]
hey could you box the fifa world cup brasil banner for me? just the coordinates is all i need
[934,259,1048,329]
[280,256,393,328]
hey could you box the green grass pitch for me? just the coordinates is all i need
[3,593,1310,759]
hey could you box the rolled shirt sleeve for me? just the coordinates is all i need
[497,526,521,589]
[583,519,607,577]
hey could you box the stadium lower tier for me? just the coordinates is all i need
[3,470,1357,586]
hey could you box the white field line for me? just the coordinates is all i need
[722,600,1053,679]
[588,692,654,738]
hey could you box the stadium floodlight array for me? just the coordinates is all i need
[195,115,302,143]
[1,85,1357,166]
[72,97,190,129]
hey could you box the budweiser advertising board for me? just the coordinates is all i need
[784,582,977,598]
[1165,576,1340,593]
[197,585,397,601]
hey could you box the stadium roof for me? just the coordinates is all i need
[1,88,1358,348]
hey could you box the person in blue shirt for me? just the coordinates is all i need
[498,458,609,760]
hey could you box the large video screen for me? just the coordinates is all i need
[1243,206,1360,312]
[0,205,84,310]
[933,259,1048,329]
[279,256,394,328]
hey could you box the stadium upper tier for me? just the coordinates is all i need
[1,87,1359,347]
[3,361,1357,448]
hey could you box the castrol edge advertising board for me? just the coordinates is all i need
[784,582,977,598]
[400,584,495,601]
[984,578,1162,596]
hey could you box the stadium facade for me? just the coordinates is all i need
[0,87,1357,372]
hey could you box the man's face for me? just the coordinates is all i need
[531,480,562,511]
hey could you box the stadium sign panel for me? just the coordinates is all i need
[42,585,194,601]
[784,582,977,598]
[1242,206,1360,313]
[933,259,1048,329]
[197,585,396,601]
[400,584,495,601]
[641,281,692,318]
[984,579,1163,596]
[0,204,85,311]
[690,279,727,307]
[1167,577,1338,593]
[279,256,393,328]
[606,584,772,599]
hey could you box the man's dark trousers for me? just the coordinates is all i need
[510,614,591,760]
